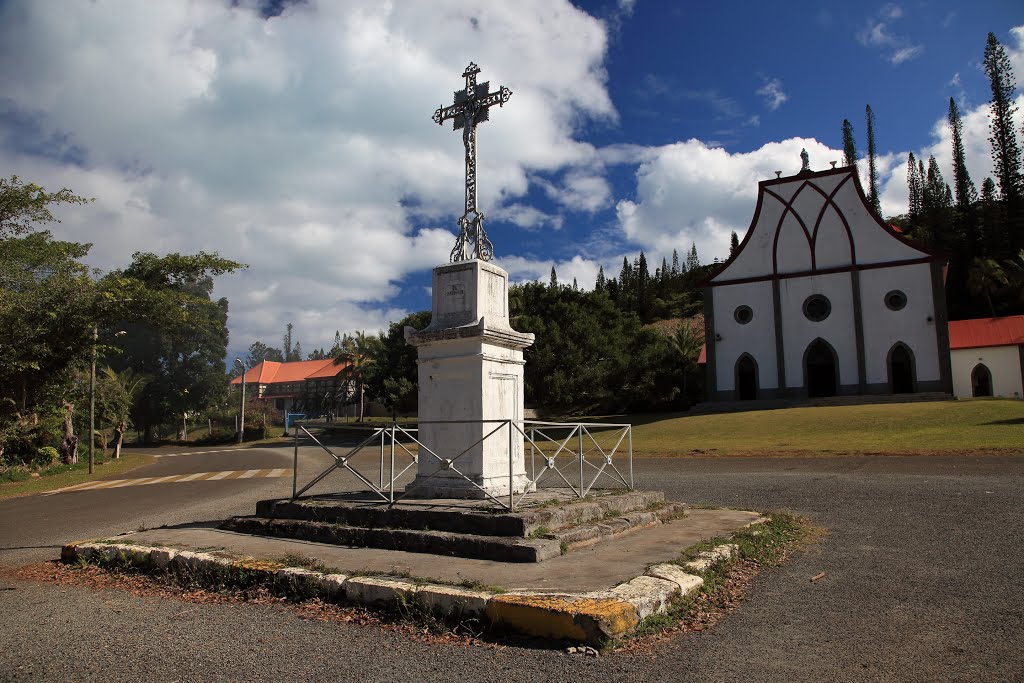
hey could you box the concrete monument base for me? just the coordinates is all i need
[405,260,534,499]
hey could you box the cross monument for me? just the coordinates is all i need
[432,62,512,263]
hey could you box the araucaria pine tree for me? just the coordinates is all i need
[983,32,1023,205]
[842,119,858,169]
[948,98,978,209]
[866,105,881,215]
[729,231,739,256]
[907,152,923,223]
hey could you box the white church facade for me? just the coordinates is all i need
[703,160,953,401]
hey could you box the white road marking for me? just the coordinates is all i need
[42,469,292,495]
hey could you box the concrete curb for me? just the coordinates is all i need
[59,535,746,646]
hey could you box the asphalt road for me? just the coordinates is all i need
[2,452,1023,682]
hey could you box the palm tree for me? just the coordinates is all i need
[967,257,1008,317]
[100,367,149,459]
[670,320,704,400]
[334,331,377,422]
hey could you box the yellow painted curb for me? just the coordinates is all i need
[486,594,639,645]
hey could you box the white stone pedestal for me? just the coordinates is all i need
[405,260,534,498]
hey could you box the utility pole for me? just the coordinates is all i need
[89,325,97,475]
[235,358,246,443]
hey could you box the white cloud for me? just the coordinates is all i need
[500,254,604,291]
[0,0,614,350]
[615,137,845,264]
[498,203,564,231]
[756,78,787,111]
[857,5,923,65]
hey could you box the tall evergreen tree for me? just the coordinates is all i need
[842,119,858,168]
[729,231,739,256]
[948,97,978,209]
[671,249,680,275]
[686,243,700,271]
[907,153,923,222]
[549,266,558,288]
[866,105,881,215]
[595,265,606,292]
[983,32,1023,204]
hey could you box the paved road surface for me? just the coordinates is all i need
[1,452,1023,682]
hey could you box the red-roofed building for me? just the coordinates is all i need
[949,316,1024,398]
[231,358,354,416]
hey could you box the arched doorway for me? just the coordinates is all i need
[805,339,838,398]
[889,343,915,394]
[736,354,758,400]
[972,364,993,397]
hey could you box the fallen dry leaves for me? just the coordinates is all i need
[2,562,501,649]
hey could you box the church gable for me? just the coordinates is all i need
[710,165,939,285]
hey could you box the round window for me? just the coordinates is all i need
[734,305,753,324]
[885,290,907,311]
[803,295,831,322]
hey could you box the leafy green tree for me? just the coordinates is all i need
[968,257,1008,317]
[247,340,283,367]
[866,105,881,215]
[365,311,431,417]
[106,252,244,443]
[0,175,91,238]
[0,232,115,464]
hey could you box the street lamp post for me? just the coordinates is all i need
[235,358,246,444]
[89,325,97,475]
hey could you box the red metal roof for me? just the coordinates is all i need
[230,358,347,385]
[948,316,1024,350]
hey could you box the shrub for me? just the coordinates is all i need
[33,446,60,469]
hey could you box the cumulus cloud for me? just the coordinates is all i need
[0,0,614,350]
[615,138,845,264]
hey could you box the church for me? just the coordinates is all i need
[702,155,953,401]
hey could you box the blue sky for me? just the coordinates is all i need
[0,0,1021,361]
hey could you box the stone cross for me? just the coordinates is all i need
[432,63,512,263]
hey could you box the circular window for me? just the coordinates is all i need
[884,290,907,311]
[803,295,831,322]
[734,305,753,324]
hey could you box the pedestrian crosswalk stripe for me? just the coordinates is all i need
[43,469,293,495]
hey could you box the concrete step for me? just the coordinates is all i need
[252,489,666,538]
[220,500,689,563]
[544,502,689,552]
[219,516,562,563]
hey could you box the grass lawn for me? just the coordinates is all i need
[0,452,155,500]
[625,398,1024,457]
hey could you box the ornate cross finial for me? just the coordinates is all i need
[432,63,512,262]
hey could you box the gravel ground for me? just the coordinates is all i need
[2,454,1023,682]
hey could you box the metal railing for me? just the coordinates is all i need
[290,419,633,510]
